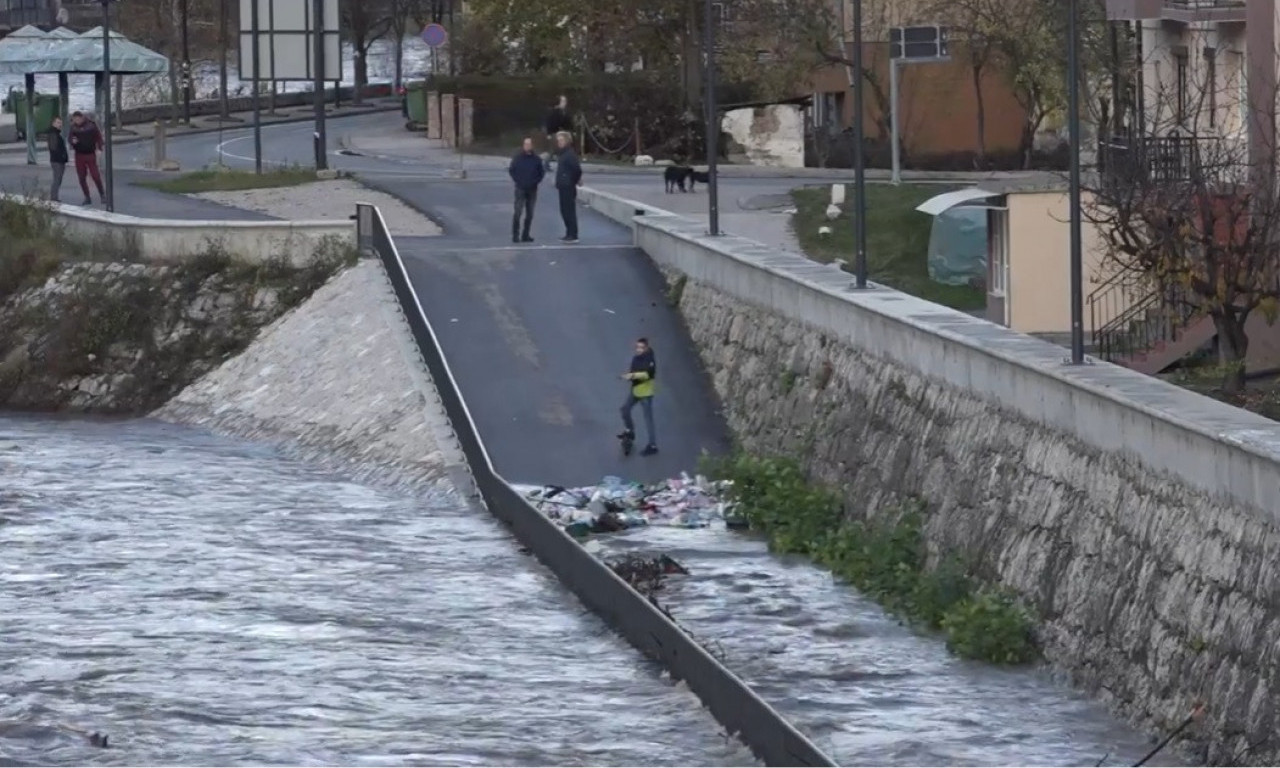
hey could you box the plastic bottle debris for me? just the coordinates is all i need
[513,473,747,536]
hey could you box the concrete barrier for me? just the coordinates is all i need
[577,186,667,231]
[20,198,355,263]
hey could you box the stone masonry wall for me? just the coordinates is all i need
[672,275,1280,765]
[155,260,469,495]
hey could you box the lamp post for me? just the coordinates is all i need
[250,0,262,173]
[313,0,327,170]
[851,0,867,287]
[1067,0,1084,363]
[101,0,115,212]
[181,0,190,122]
[218,0,229,120]
[703,0,720,235]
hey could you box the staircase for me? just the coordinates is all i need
[1088,272,1213,375]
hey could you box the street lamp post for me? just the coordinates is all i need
[851,0,867,287]
[218,0,229,120]
[101,0,115,212]
[703,0,720,235]
[251,0,262,173]
[181,0,191,123]
[1067,0,1084,364]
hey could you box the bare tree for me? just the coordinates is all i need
[342,0,394,103]
[1083,41,1280,394]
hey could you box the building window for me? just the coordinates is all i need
[1235,51,1247,133]
[1174,51,1189,125]
[1205,47,1216,129]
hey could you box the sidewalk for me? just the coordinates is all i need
[339,120,1052,183]
[0,97,401,160]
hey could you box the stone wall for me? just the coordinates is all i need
[590,195,1280,765]
[720,105,804,168]
[154,260,468,494]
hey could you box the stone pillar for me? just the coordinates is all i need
[426,91,441,139]
[457,98,473,148]
[441,93,456,147]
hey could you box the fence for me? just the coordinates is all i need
[355,201,837,768]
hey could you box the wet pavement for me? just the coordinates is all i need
[0,415,752,767]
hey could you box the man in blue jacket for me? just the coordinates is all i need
[509,137,545,243]
[554,131,583,243]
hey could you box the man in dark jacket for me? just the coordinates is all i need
[67,111,104,206]
[47,116,68,203]
[544,95,572,170]
[618,337,658,456]
[554,131,582,243]
[509,137,545,243]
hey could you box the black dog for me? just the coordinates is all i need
[664,165,692,193]
[663,165,710,193]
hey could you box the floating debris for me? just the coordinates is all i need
[607,553,690,595]
[514,473,746,536]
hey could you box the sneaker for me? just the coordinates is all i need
[521,235,534,243]
[641,444,659,456]
[512,235,520,243]
[616,429,634,440]
[560,236,578,243]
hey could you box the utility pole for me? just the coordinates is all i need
[218,0,229,120]
[100,0,114,211]
[1067,0,1084,363]
[251,0,262,173]
[703,0,719,235]
[851,0,867,287]
[313,0,328,170]
[181,0,191,123]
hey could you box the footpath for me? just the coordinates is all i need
[0,96,401,162]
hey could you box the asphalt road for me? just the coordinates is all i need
[142,113,733,487]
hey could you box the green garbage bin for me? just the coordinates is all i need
[12,92,61,141]
[405,81,428,126]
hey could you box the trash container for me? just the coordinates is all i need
[12,92,61,140]
[404,80,428,125]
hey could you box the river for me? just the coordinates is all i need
[0,415,753,767]
[590,526,1187,767]
[0,36,428,113]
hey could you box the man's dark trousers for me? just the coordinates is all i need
[558,186,578,240]
[513,188,537,240]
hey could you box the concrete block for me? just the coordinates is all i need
[426,91,441,140]
[440,94,456,147]
[457,97,474,148]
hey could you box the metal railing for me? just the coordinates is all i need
[1088,269,1199,362]
[1097,134,1211,188]
[355,202,837,768]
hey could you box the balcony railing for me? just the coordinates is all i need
[1162,0,1246,22]
[1097,134,1219,189]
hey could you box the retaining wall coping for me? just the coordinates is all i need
[580,184,1280,519]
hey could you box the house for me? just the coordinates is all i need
[805,0,1028,161]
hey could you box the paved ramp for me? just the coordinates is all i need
[361,174,731,486]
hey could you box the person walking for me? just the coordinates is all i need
[509,137,545,243]
[618,337,658,456]
[46,116,68,203]
[554,131,582,243]
[544,95,572,171]
[67,111,104,206]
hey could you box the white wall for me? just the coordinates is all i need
[720,104,805,168]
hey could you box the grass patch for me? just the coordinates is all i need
[702,452,1038,665]
[136,167,319,194]
[790,184,986,311]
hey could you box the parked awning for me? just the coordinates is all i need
[915,187,1004,216]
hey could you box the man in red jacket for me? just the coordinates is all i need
[67,111,105,206]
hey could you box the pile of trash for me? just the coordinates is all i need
[513,473,746,537]
[606,553,689,595]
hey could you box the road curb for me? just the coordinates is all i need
[0,103,401,158]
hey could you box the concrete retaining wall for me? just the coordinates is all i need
[581,186,1280,764]
[36,200,355,263]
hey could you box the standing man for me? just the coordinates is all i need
[544,95,572,171]
[46,116,68,203]
[618,337,658,456]
[67,111,104,206]
[509,137,544,243]
[554,131,582,243]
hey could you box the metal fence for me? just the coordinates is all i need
[355,202,838,768]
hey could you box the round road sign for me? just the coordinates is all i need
[421,23,448,48]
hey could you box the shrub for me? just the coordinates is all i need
[702,451,1039,665]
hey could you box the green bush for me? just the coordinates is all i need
[703,452,1039,665]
